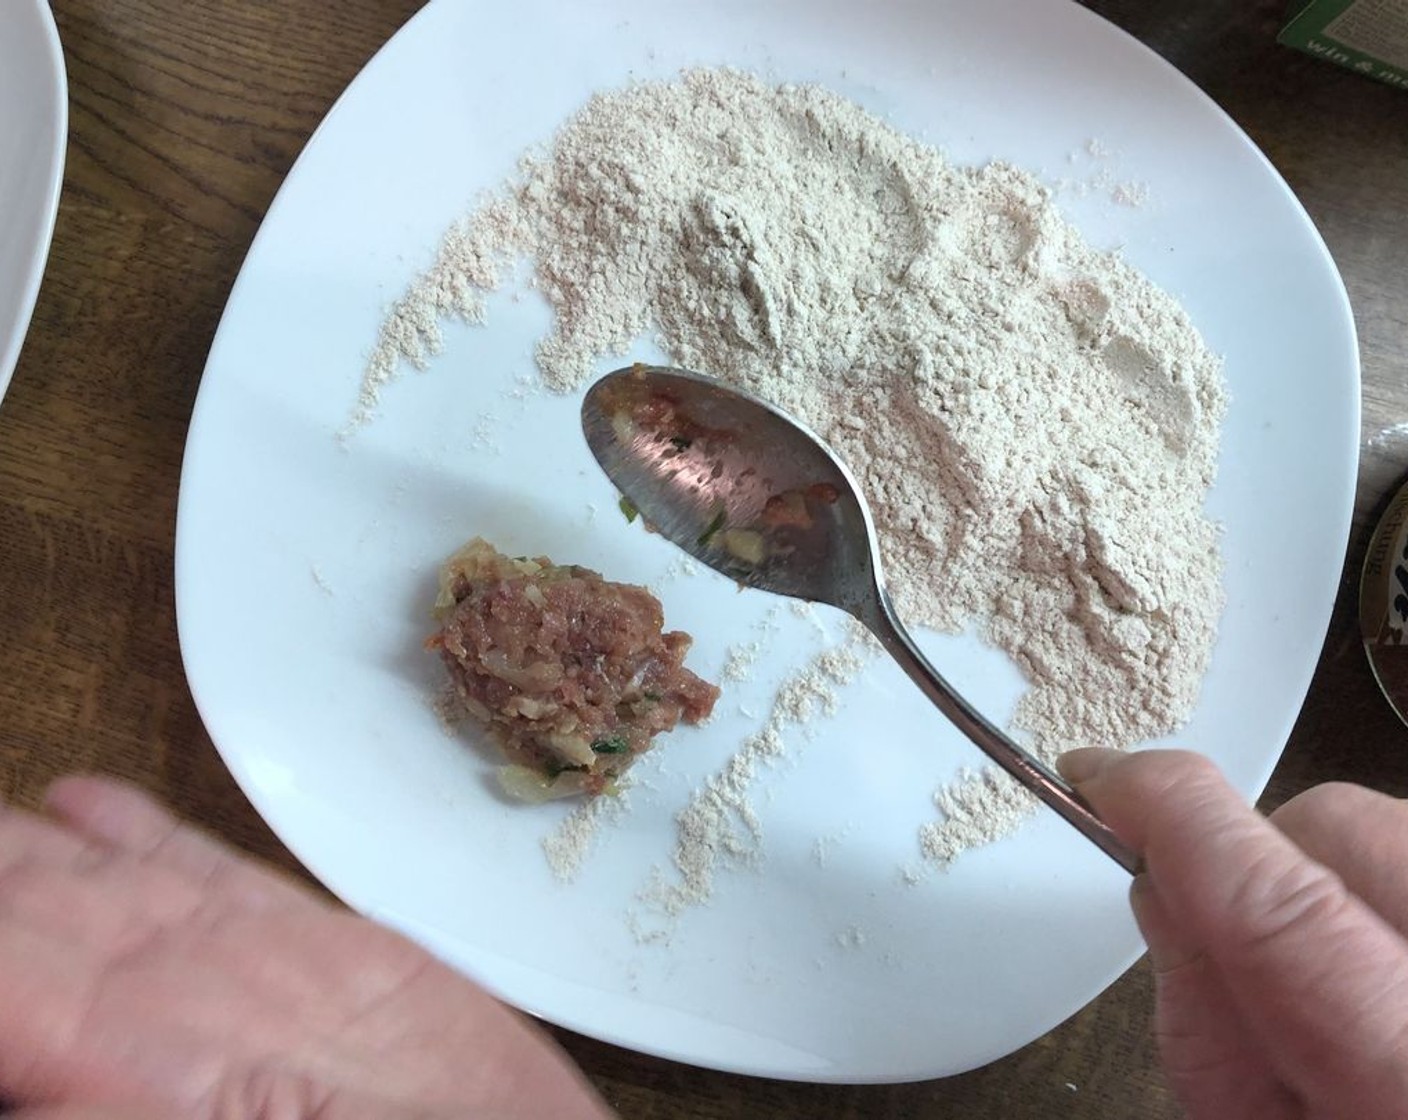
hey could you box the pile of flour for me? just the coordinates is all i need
[364,68,1226,871]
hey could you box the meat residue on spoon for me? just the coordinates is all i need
[429,537,719,801]
[599,367,844,578]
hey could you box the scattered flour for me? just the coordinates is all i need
[648,553,700,588]
[835,925,868,950]
[543,791,632,882]
[812,824,854,868]
[631,629,873,930]
[1111,180,1151,207]
[373,68,1226,889]
[722,641,763,683]
[912,767,1040,876]
[1055,137,1150,206]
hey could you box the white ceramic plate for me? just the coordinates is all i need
[0,0,67,406]
[176,0,1359,1083]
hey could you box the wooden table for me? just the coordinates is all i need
[2,2,1405,1115]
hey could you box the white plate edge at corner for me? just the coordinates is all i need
[0,0,68,407]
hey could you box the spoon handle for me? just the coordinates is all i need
[864,592,1141,875]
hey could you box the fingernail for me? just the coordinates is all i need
[1056,747,1122,785]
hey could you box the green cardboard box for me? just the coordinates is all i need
[1280,0,1408,89]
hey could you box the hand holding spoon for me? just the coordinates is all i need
[581,363,1139,874]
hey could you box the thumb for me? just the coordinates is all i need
[1063,748,1408,1117]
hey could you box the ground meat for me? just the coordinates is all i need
[430,537,719,799]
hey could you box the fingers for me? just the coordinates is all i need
[9,1110,172,1120]
[0,913,99,1103]
[0,803,110,880]
[1063,748,1408,1116]
[1271,782,1408,936]
[42,776,312,915]
[0,779,302,968]
[0,778,616,1120]
[0,796,175,961]
[41,775,179,849]
[1128,876,1300,1120]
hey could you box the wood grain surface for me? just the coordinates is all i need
[2,2,1406,1116]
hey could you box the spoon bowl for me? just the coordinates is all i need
[582,363,1139,874]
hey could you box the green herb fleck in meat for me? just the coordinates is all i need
[619,496,639,523]
[697,508,727,546]
[591,735,630,754]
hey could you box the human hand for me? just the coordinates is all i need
[1059,748,1408,1120]
[0,776,614,1120]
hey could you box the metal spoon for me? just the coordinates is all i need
[581,363,1139,874]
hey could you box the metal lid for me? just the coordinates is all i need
[1360,477,1408,725]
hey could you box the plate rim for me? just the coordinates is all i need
[0,0,69,405]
